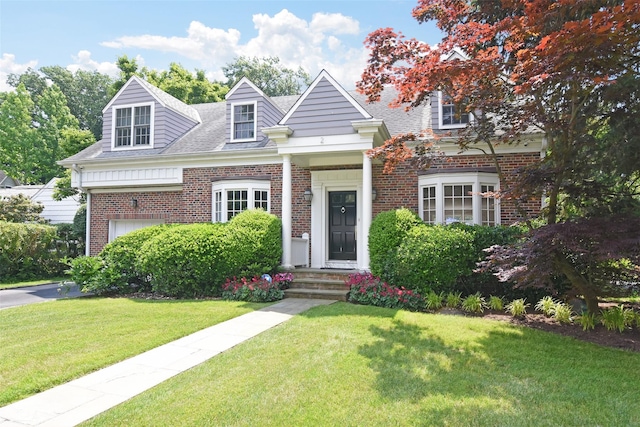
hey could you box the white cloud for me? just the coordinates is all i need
[67,50,121,77]
[0,53,38,91]
[100,9,369,89]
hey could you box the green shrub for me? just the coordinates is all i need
[488,295,504,311]
[368,208,422,284]
[395,224,475,294]
[535,296,558,317]
[577,312,596,331]
[505,298,529,318]
[226,209,282,278]
[0,221,64,280]
[600,305,629,333]
[445,292,463,308]
[96,224,175,294]
[68,256,103,292]
[553,303,573,324]
[138,223,230,297]
[137,210,282,298]
[221,276,284,302]
[461,293,486,314]
[425,291,444,311]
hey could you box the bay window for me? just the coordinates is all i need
[419,172,500,225]
[212,179,270,222]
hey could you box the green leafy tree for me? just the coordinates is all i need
[40,66,112,140]
[0,83,79,184]
[110,57,228,104]
[0,194,45,223]
[222,56,312,96]
[145,63,228,104]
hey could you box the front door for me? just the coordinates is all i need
[329,191,357,260]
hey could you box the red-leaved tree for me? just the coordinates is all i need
[358,0,640,311]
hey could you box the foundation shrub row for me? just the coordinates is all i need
[368,208,527,298]
[69,210,282,298]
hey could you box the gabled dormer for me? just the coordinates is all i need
[101,76,201,153]
[279,70,372,137]
[431,48,475,132]
[225,78,284,145]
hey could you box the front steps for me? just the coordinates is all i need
[283,268,353,301]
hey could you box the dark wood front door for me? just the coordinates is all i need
[329,191,357,260]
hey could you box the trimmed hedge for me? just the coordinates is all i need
[78,224,177,295]
[368,208,423,284]
[367,208,533,298]
[395,224,476,294]
[138,210,282,297]
[0,221,64,280]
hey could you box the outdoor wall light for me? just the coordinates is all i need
[130,198,138,208]
[372,188,378,201]
[303,189,313,202]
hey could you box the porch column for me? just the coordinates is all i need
[361,151,373,270]
[281,154,293,269]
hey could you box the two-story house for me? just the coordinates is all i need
[60,69,543,270]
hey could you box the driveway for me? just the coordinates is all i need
[0,283,86,309]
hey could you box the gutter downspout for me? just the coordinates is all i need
[72,164,90,256]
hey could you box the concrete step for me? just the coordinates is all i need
[292,268,355,282]
[289,278,347,291]
[283,288,349,301]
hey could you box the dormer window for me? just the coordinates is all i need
[439,92,471,129]
[231,102,257,142]
[112,103,154,149]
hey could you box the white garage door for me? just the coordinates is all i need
[108,219,165,242]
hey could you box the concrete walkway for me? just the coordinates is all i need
[0,298,334,427]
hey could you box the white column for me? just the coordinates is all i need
[85,192,91,256]
[281,154,293,269]
[361,152,372,270]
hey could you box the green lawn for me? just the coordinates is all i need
[0,276,69,290]
[0,298,269,406]
[83,302,640,427]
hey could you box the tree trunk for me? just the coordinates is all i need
[555,255,600,314]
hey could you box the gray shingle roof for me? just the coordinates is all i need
[62,86,427,164]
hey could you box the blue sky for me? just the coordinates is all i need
[0,0,443,91]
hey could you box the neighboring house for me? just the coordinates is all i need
[0,170,20,188]
[0,178,81,224]
[60,70,543,270]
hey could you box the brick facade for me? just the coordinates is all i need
[88,152,539,255]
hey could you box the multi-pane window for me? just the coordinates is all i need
[212,180,270,222]
[422,185,436,224]
[113,104,152,148]
[419,174,500,226]
[443,184,473,224]
[481,184,496,226]
[227,190,248,221]
[440,93,470,128]
[233,103,256,141]
[134,106,151,145]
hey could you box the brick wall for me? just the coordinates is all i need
[88,152,539,254]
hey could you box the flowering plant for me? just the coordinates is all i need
[222,276,284,302]
[345,272,424,311]
[273,272,294,290]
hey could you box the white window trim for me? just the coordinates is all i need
[230,101,258,143]
[211,179,271,223]
[111,102,155,150]
[418,172,500,225]
[438,91,473,130]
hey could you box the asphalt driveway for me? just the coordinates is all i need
[0,283,86,309]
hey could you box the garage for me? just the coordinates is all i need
[108,219,165,242]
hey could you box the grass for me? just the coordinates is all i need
[83,302,640,426]
[0,297,269,406]
[0,276,69,290]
